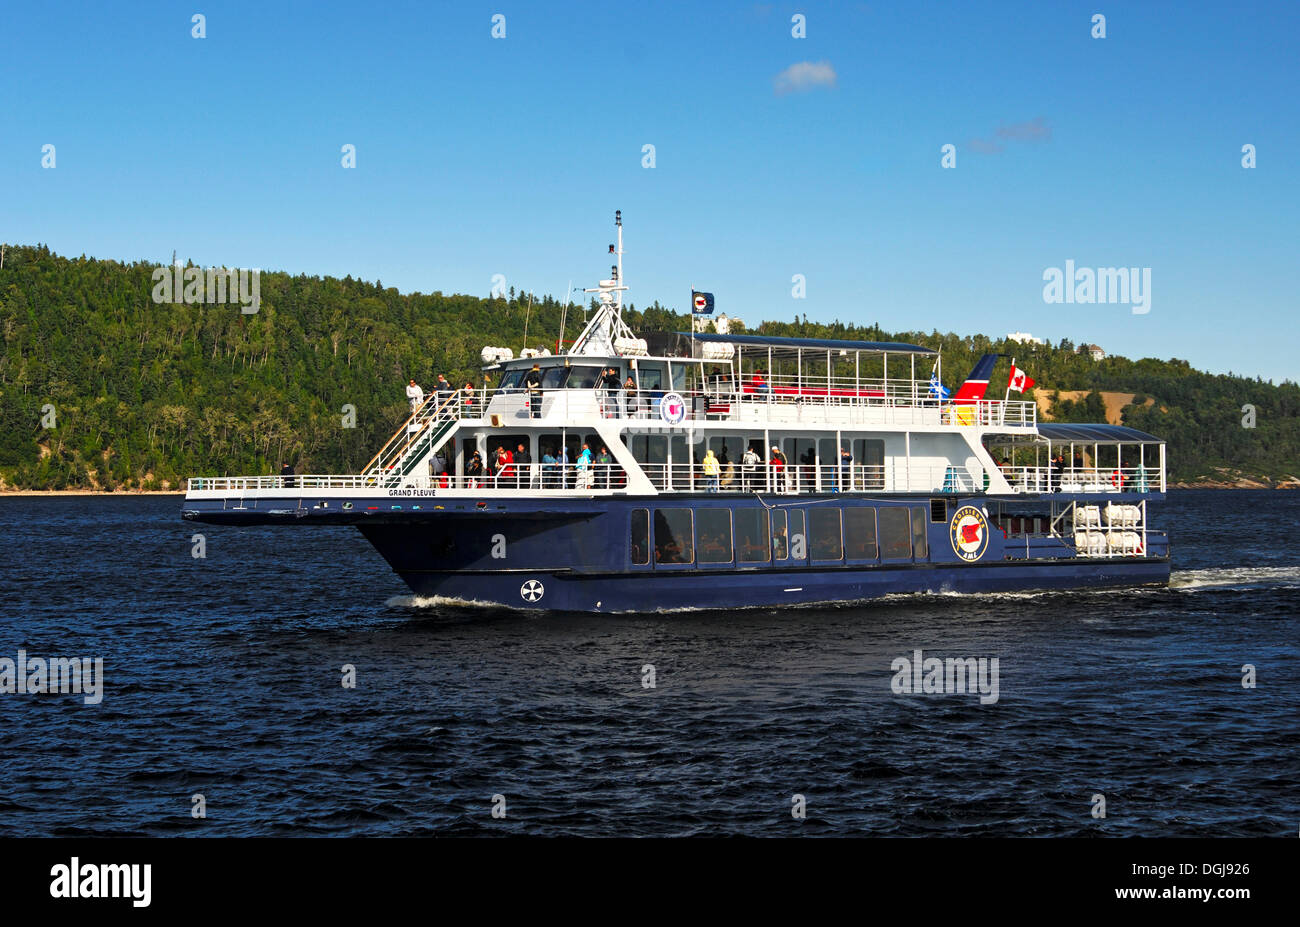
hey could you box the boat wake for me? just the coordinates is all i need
[1169,565,1300,591]
[386,593,514,610]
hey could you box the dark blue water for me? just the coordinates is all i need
[0,490,1295,836]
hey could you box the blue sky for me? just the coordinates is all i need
[3,1,1297,382]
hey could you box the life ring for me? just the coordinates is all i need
[1111,470,1125,489]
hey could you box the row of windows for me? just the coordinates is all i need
[630,505,929,566]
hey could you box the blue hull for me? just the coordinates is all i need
[399,557,1171,612]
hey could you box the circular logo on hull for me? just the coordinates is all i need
[520,580,545,603]
[659,392,687,425]
[949,506,990,562]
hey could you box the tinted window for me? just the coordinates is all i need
[735,508,770,562]
[911,506,928,558]
[497,370,524,390]
[771,510,788,560]
[696,509,733,563]
[654,509,693,564]
[568,366,602,389]
[631,509,649,565]
[879,507,912,559]
[809,507,843,561]
[541,367,567,388]
[844,506,877,560]
[789,510,805,560]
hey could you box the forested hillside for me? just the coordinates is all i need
[1,244,1296,489]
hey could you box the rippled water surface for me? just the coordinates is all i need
[0,490,1295,836]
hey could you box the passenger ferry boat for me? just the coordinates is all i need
[182,213,1171,612]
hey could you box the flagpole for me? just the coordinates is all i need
[1004,356,1015,403]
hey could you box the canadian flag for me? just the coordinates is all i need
[1007,364,1036,393]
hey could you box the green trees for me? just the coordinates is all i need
[0,243,1295,488]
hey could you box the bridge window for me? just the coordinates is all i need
[567,366,602,389]
[496,369,524,391]
[911,506,928,558]
[654,509,693,564]
[809,507,843,561]
[631,509,649,565]
[696,509,733,563]
[735,508,770,562]
[541,367,568,389]
[844,506,877,560]
[879,507,912,559]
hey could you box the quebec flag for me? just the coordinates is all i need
[928,370,951,400]
[691,290,715,315]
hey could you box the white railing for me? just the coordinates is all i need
[1000,465,1161,494]
[188,463,630,495]
[636,462,981,494]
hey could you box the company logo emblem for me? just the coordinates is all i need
[520,580,544,603]
[949,506,989,561]
[659,391,687,425]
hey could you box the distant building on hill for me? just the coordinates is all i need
[1007,331,1046,345]
[1078,343,1106,361]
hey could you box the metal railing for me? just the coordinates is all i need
[636,462,981,494]
[363,390,477,477]
[1000,465,1161,494]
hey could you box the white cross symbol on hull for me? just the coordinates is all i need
[520,580,544,603]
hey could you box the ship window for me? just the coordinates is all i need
[567,366,602,389]
[809,507,843,561]
[654,509,693,564]
[930,497,947,523]
[789,510,805,560]
[879,507,912,559]
[541,367,567,389]
[638,363,665,391]
[819,438,838,490]
[631,509,649,565]
[708,436,745,470]
[911,506,928,558]
[844,506,877,560]
[771,510,788,560]
[668,363,688,392]
[696,509,733,563]
[853,439,885,490]
[497,369,524,391]
[735,508,770,562]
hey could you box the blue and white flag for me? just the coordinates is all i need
[928,368,951,400]
[691,290,715,315]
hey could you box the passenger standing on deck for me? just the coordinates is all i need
[406,379,425,414]
[434,375,453,413]
[601,367,622,418]
[742,445,760,492]
[524,363,543,418]
[576,443,594,489]
[541,446,558,488]
[769,446,787,492]
[1050,452,1065,491]
[839,446,853,493]
[467,450,484,489]
[702,449,721,493]
[623,376,638,418]
[596,446,613,489]
[460,381,476,415]
[515,442,531,488]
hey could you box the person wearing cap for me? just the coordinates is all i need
[769,445,787,492]
[524,363,543,418]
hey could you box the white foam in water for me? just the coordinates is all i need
[1169,565,1300,591]
[386,593,511,610]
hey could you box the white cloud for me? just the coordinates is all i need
[773,60,837,95]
